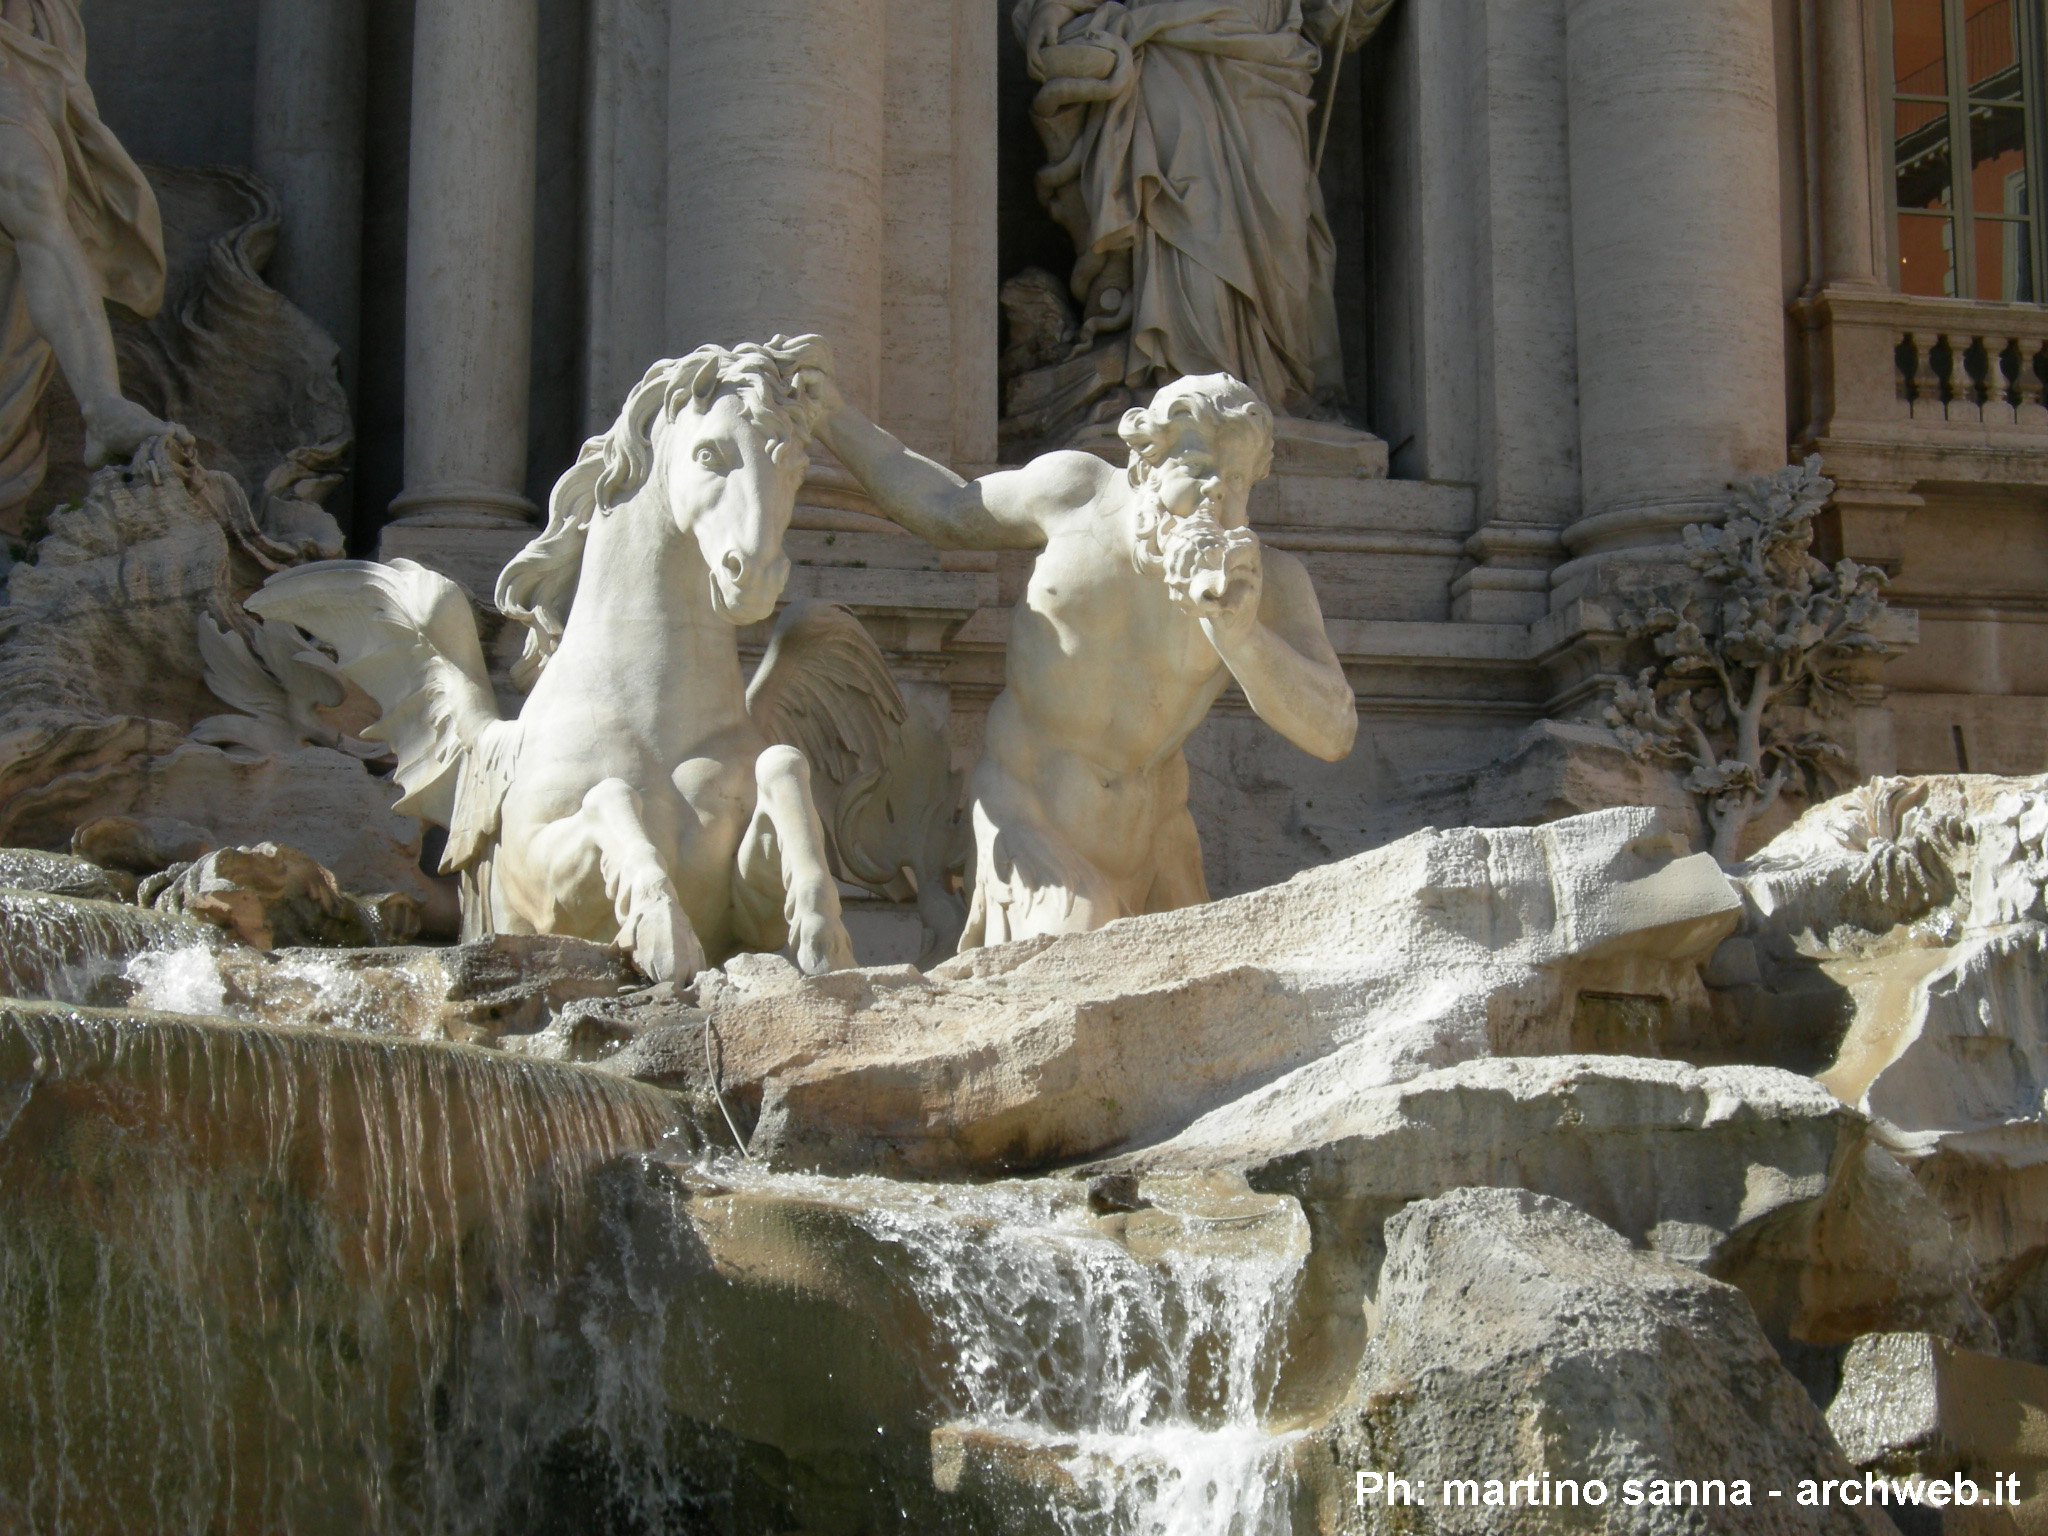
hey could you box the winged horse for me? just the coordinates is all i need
[250,336,962,981]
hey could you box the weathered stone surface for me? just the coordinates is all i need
[0,847,133,902]
[1738,775,2048,1359]
[1827,1333,2048,1527]
[691,807,1738,1176]
[69,813,214,874]
[0,436,429,906]
[1319,1187,1899,1535]
[1107,1054,1987,1376]
[145,842,419,950]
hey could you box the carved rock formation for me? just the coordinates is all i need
[1322,1187,1901,1535]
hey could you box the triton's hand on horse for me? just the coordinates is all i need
[251,336,944,982]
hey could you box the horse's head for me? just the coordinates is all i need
[496,337,835,681]
[656,342,825,623]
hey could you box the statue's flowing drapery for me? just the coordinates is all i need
[0,0,162,507]
[1014,0,1354,415]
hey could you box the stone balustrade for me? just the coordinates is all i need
[1797,287,2048,505]
[1897,323,2048,427]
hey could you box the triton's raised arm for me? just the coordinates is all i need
[813,398,1107,552]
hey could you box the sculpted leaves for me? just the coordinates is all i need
[1604,457,1909,864]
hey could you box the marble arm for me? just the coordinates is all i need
[1206,550,1358,763]
[814,406,1058,552]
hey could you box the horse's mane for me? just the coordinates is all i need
[495,334,833,688]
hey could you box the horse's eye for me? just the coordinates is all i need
[695,443,727,472]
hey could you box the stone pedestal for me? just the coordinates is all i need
[389,0,539,532]
[1555,0,1786,595]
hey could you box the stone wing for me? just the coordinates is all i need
[248,558,511,867]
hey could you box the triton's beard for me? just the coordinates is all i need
[1130,473,1258,609]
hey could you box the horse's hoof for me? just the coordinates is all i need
[794,913,856,975]
[625,900,705,984]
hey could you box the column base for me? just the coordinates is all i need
[378,517,538,610]
[382,481,540,607]
[387,481,539,526]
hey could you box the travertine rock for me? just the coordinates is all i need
[1827,1333,2048,1528]
[0,435,429,906]
[145,842,418,951]
[0,847,132,902]
[1740,775,2048,1354]
[1321,1187,1899,1535]
[1111,1054,1987,1367]
[139,931,646,1045]
[69,814,214,875]
[682,806,1739,1175]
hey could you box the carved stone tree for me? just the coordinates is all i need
[1606,457,1907,865]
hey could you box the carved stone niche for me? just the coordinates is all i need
[994,0,1387,462]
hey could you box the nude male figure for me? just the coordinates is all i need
[815,372,1356,948]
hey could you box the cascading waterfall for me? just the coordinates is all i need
[721,1168,1311,1536]
[0,1001,697,1535]
[1,900,1315,1535]
[0,890,216,1006]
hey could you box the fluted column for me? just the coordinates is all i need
[664,0,888,413]
[388,0,539,529]
[253,0,367,394]
[1559,0,1786,577]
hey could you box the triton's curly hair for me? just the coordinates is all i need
[496,334,833,686]
[1117,373,1275,487]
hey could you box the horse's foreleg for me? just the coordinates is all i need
[735,745,855,975]
[573,777,706,983]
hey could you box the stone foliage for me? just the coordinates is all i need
[1607,458,1910,864]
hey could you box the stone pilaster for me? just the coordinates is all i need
[664,0,889,413]
[1553,0,1786,598]
[385,0,540,562]
[252,0,367,394]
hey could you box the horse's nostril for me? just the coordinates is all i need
[721,550,746,580]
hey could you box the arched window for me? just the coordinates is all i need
[1888,0,2047,301]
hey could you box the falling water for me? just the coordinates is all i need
[0,1000,698,1535]
[126,943,438,1034]
[0,890,217,1006]
[715,1166,1311,1536]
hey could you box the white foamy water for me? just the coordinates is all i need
[732,1168,1309,1536]
[124,944,434,1033]
[124,943,230,1015]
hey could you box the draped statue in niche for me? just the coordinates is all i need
[1003,0,1393,453]
[0,0,176,522]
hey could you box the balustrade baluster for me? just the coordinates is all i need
[2017,337,2048,428]
[1907,331,1943,421]
[1985,340,2019,426]
[1944,334,1978,423]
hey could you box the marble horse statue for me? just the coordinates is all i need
[252,336,963,981]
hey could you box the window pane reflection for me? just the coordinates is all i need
[1890,0,2043,302]
[1895,0,1949,93]
[1971,104,2029,212]
[1964,0,2020,95]
[1978,217,2037,298]
[1898,107,1954,209]
[1900,211,1960,294]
